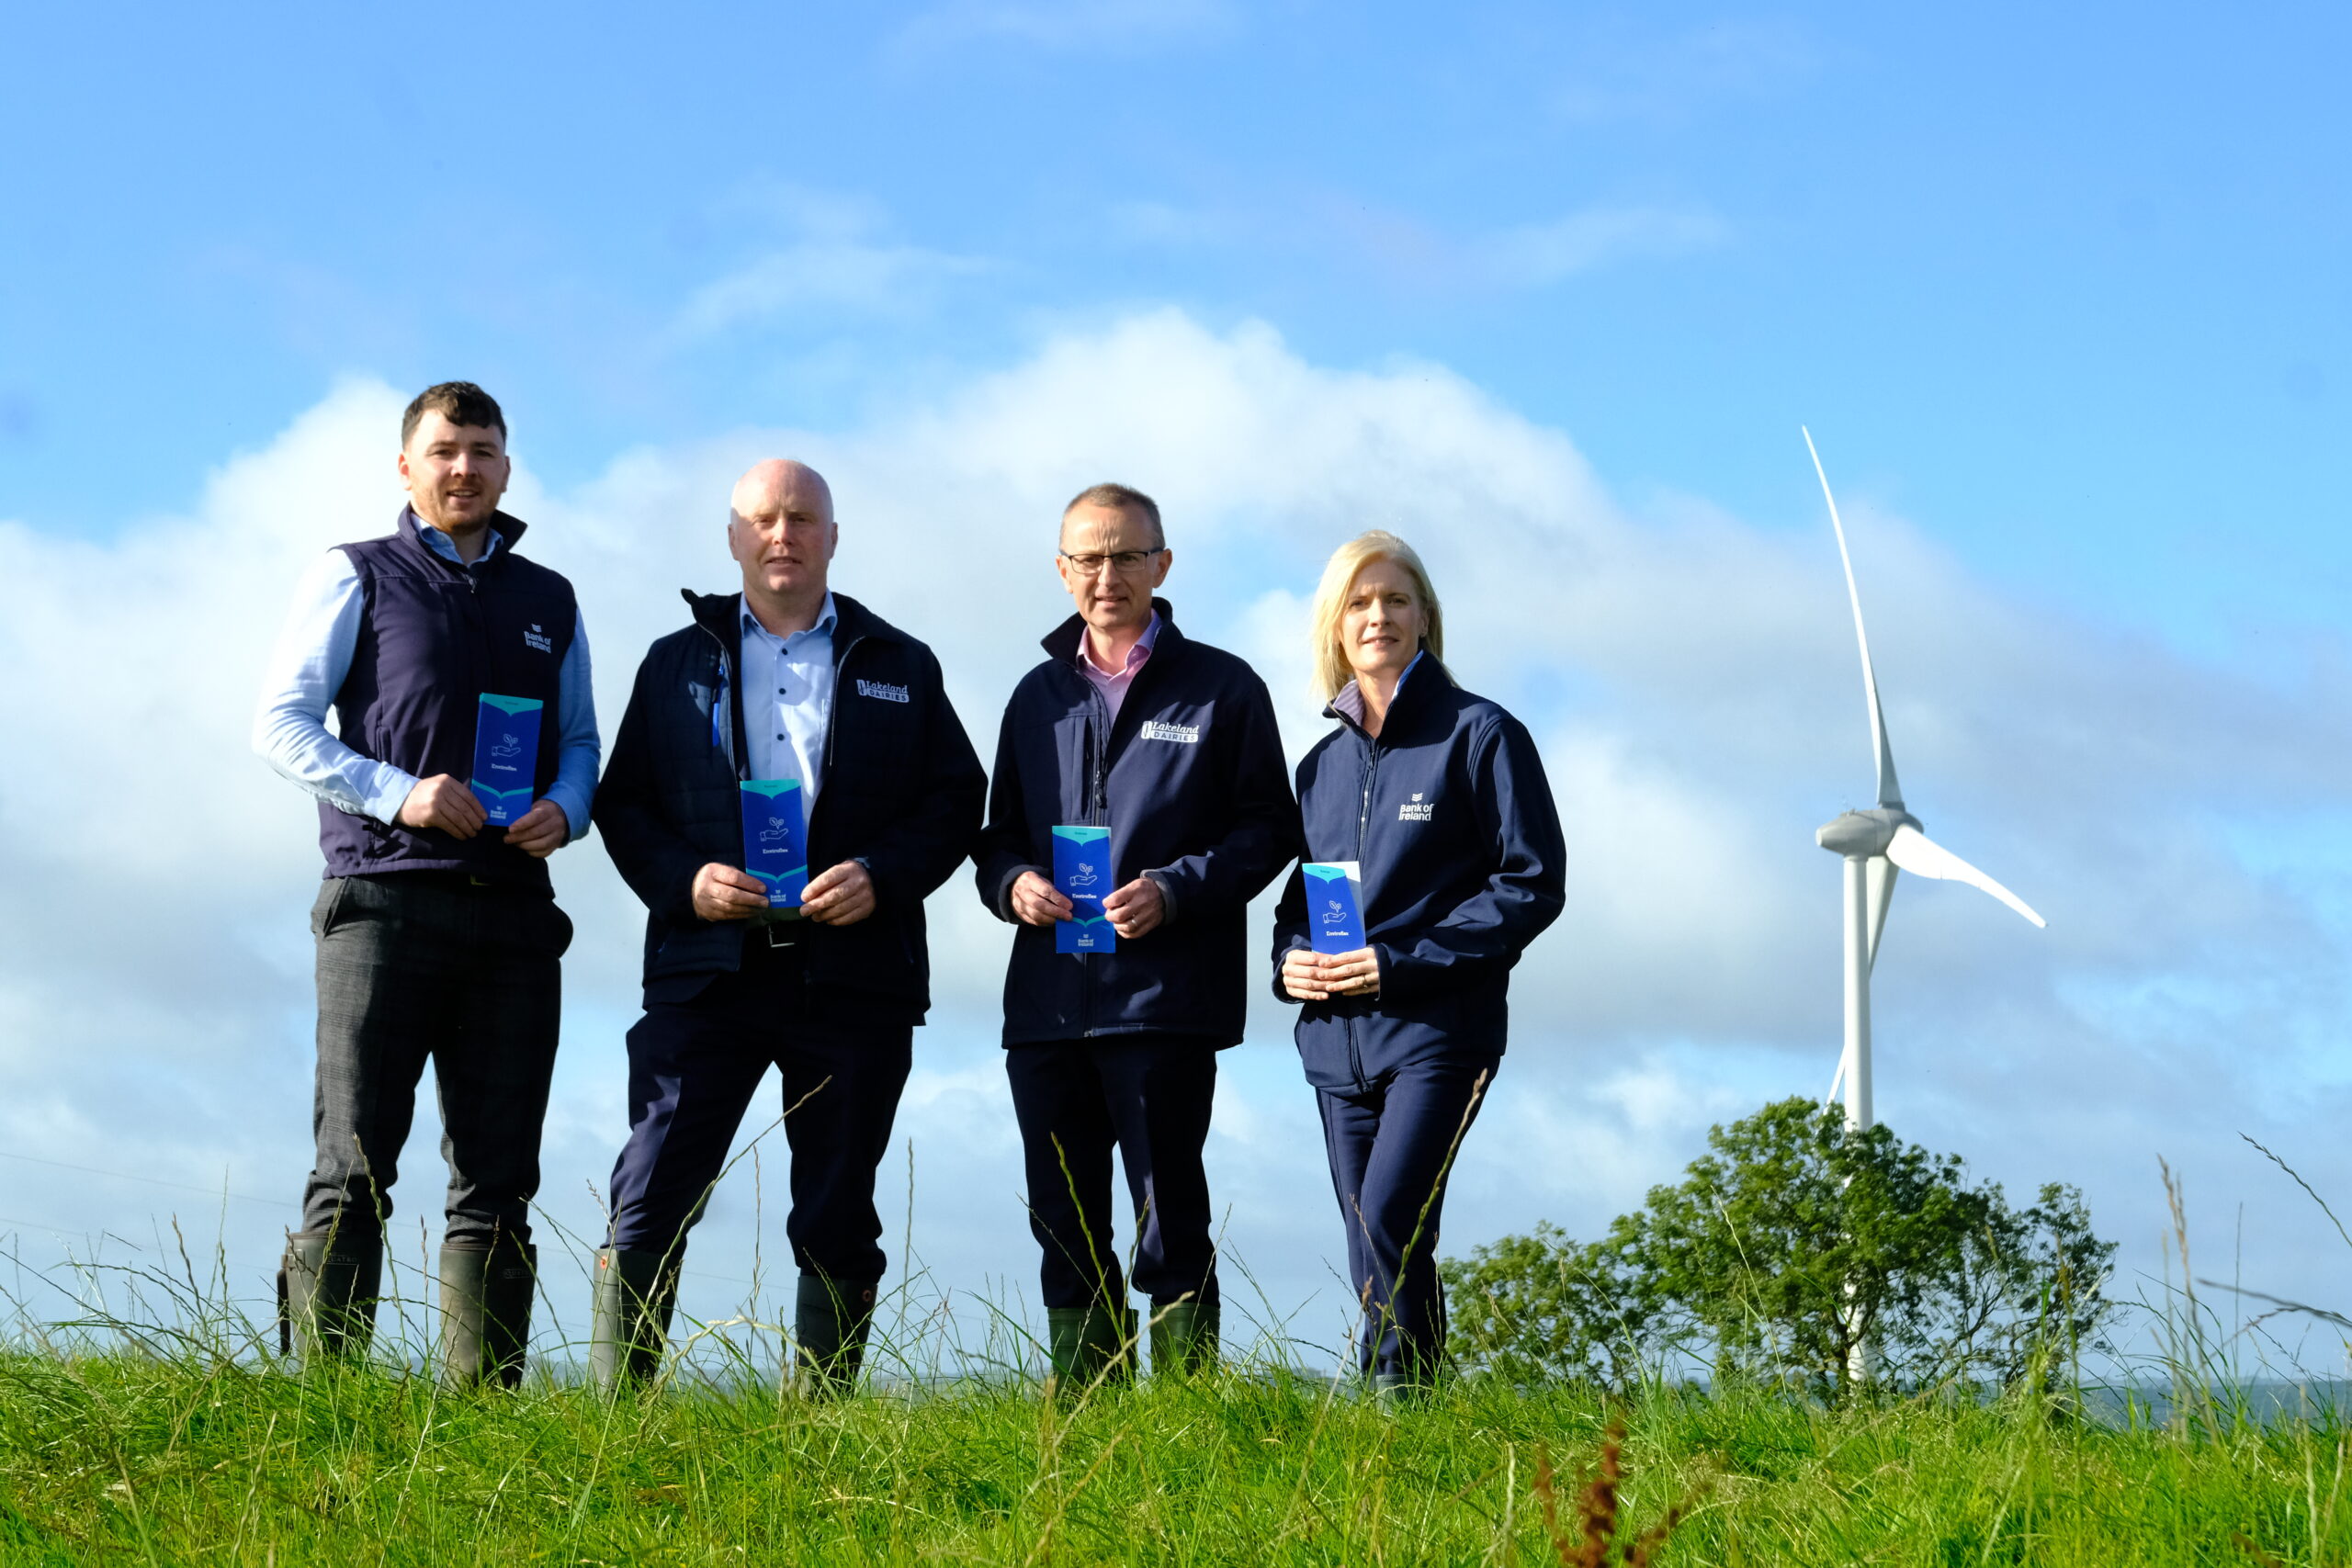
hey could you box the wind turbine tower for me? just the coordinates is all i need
[1804,430,2047,1134]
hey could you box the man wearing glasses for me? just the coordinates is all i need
[975,482,1297,1391]
[590,458,985,1395]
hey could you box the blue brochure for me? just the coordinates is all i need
[740,780,808,909]
[470,694,544,827]
[1304,861,1366,954]
[1053,825,1115,954]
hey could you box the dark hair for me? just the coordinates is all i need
[401,382,507,447]
[1061,481,1164,547]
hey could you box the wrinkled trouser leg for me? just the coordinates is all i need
[1317,1055,1498,1381]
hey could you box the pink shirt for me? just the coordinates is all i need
[1077,612,1162,724]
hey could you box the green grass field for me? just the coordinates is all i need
[0,1339,2345,1565]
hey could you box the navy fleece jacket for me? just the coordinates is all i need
[1272,661,1566,1089]
[975,602,1300,1046]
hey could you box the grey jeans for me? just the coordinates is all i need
[301,874,571,1249]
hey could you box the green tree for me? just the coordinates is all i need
[1442,1098,2115,1396]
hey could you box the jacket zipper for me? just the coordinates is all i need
[1078,681,1116,1035]
[1340,722,1379,1092]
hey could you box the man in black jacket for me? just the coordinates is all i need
[593,459,985,1394]
[974,482,1298,1388]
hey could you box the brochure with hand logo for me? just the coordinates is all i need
[1052,825,1115,954]
[1304,861,1366,954]
[470,694,544,827]
[740,780,808,909]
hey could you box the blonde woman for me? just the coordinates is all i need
[1272,532,1566,1397]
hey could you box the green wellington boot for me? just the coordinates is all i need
[1148,1299,1219,1378]
[794,1276,880,1399]
[438,1239,537,1390]
[278,1230,382,1366]
[588,1247,679,1393]
[1044,1302,1134,1401]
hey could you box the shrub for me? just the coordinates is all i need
[1444,1097,2116,1395]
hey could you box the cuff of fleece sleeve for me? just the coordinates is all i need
[996,864,1046,923]
[1142,870,1181,927]
[363,763,421,825]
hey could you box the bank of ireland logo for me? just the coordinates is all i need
[523,622,554,654]
[1399,791,1435,823]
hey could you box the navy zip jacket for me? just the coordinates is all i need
[1272,661,1566,1090]
[974,602,1300,1047]
[596,590,985,1018]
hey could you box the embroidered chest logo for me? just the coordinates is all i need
[856,679,910,704]
[1398,791,1435,822]
[523,623,554,654]
[1139,719,1202,744]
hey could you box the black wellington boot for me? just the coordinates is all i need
[793,1276,880,1399]
[279,1230,381,1367]
[438,1239,537,1390]
[588,1247,678,1394]
[1148,1299,1219,1378]
[1043,1302,1133,1401]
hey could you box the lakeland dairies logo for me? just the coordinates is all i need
[1139,719,1202,744]
[856,679,910,704]
[1398,791,1434,822]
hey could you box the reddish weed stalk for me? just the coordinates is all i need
[1531,1419,1696,1567]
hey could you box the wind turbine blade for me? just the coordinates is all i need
[1864,855,1898,971]
[1884,824,2047,928]
[1804,427,1904,809]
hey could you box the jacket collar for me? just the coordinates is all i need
[682,586,898,650]
[1042,598,1184,665]
[1326,651,1454,739]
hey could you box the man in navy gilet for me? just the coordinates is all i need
[974,482,1298,1391]
[590,459,984,1395]
[253,383,600,1386]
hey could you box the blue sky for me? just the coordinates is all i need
[4,2,2350,1367]
[8,3,2345,636]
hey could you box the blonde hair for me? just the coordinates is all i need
[1309,531,1446,701]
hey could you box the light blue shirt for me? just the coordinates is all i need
[737,592,837,807]
[251,514,601,840]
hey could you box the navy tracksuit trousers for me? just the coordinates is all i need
[1317,1055,1498,1378]
[1006,1037,1219,1312]
[605,937,911,1284]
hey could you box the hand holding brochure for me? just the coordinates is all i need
[470,694,544,827]
[1303,861,1366,954]
[1053,825,1115,953]
[740,780,808,909]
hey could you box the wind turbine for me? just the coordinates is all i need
[1805,428,2046,1135]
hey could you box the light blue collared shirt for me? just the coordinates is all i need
[737,592,838,806]
[252,513,601,840]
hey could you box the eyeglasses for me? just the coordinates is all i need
[1060,549,1165,575]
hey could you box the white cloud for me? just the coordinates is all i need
[5,311,2350,1366]
[1482,205,1728,287]
[673,186,988,336]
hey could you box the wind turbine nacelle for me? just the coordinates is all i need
[1816,807,1920,858]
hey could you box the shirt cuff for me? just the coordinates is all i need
[363,763,421,825]
[543,782,594,845]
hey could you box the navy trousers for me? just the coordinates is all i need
[606,936,911,1284]
[304,873,571,1249]
[1317,1055,1498,1379]
[1005,1037,1219,1311]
